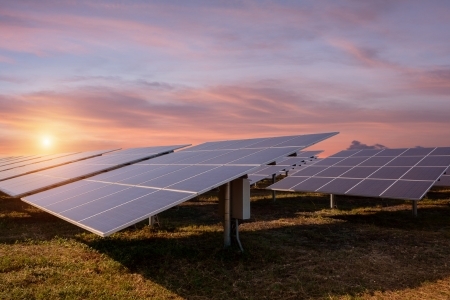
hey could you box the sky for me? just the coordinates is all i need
[1,0,449,157]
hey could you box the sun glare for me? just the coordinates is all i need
[42,136,52,148]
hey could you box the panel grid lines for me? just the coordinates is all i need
[269,147,450,200]
[20,133,338,237]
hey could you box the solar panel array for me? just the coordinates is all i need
[0,152,80,173]
[268,147,450,200]
[247,151,322,185]
[0,149,119,184]
[0,146,187,197]
[21,132,338,236]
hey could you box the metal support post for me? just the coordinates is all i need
[412,201,417,217]
[224,182,231,248]
[272,174,276,201]
[330,194,336,209]
[231,219,244,252]
[149,215,160,227]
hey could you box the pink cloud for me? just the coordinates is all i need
[1,81,449,156]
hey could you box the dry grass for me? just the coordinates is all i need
[1,184,450,299]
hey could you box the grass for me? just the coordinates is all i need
[1,183,450,299]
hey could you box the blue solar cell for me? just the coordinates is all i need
[358,156,394,167]
[248,174,268,185]
[401,167,446,181]
[45,184,130,213]
[274,133,337,147]
[346,179,396,197]
[315,167,352,177]
[416,156,450,167]
[268,176,309,190]
[381,180,434,200]
[434,175,450,187]
[141,151,202,164]
[201,149,258,164]
[340,167,379,178]
[400,148,434,156]
[230,147,299,165]
[138,165,217,188]
[385,156,423,167]
[334,157,369,167]
[368,167,410,180]
[223,138,268,149]
[59,187,156,221]
[167,165,255,193]
[243,136,295,148]
[175,150,232,164]
[290,166,328,176]
[291,177,334,192]
[317,178,362,194]
[114,165,187,185]
[79,190,193,236]
[430,147,450,156]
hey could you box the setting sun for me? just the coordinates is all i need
[41,136,52,148]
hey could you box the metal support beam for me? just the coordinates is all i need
[149,215,160,227]
[272,174,276,201]
[330,194,336,209]
[224,182,231,248]
[412,201,418,217]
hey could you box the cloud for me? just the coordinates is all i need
[347,140,387,150]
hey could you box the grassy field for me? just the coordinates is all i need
[1,183,450,299]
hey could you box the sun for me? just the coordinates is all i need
[41,136,52,148]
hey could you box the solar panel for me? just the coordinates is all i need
[434,175,450,187]
[385,156,423,166]
[319,178,362,194]
[400,148,434,156]
[430,147,450,156]
[20,133,338,236]
[315,166,352,177]
[268,176,309,190]
[291,177,334,192]
[341,167,379,178]
[345,179,395,197]
[0,149,119,182]
[401,167,447,181]
[0,145,188,197]
[268,146,450,200]
[368,167,411,179]
[358,156,394,167]
[291,166,328,176]
[248,174,268,184]
[381,180,434,200]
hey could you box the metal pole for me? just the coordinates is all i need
[272,174,276,201]
[412,201,417,217]
[330,194,335,209]
[224,182,231,248]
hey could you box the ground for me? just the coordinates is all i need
[1,182,449,299]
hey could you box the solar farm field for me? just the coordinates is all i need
[1,185,450,299]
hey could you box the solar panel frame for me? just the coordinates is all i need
[19,133,339,236]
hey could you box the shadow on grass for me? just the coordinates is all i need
[80,203,450,300]
[2,190,450,299]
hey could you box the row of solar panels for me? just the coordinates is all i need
[1,133,449,238]
[0,132,338,236]
[267,147,450,200]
